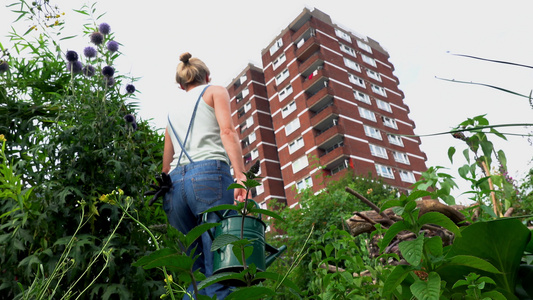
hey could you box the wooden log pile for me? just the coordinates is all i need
[344,187,467,263]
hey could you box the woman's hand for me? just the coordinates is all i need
[233,178,247,203]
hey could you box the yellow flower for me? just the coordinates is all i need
[99,194,109,202]
[118,188,124,196]
[164,274,173,283]
[366,188,373,195]
[0,134,5,143]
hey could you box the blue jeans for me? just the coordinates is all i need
[163,160,234,300]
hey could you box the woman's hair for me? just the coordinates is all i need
[175,52,210,89]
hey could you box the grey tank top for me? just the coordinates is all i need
[167,84,229,171]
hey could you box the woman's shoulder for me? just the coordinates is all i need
[206,85,228,95]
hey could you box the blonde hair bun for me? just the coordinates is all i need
[180,52,192,63]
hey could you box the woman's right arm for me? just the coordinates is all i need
[162,128,174,174]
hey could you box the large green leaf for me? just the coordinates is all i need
[398,234,424,266]
[197,272,247,290]
[410,272,441,300]
[185,222,220,248]
[248,208,284,221]
[418,212,461,237]
[379,221,409,251]
[445,255,501,273]
[439,218,531,294]
[132,248,193,271]
[382,265,414,297]
[211,234,240,252]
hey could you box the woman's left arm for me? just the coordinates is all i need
[162,128,174,174]
[210,86,247,201]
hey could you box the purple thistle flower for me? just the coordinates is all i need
[90,32,104,45]
[82,65,96,77]
[83,46,97,58]
[67,61,83,74]
[106,41,119,53]
[101,66,115,77]
[0,60,9,74]
[126,84,136,94]
[124,114,135,123]
[124,114,138,131]
[65,50,79,62]
[99,23,111,35]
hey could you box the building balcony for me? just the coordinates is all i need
[315,123,344,147]
[319,146,348,171]
[310,104,338,127]
[298,51,324,75]
[302,68,328,94]
[292,21,314,43]
[295,36,320,62]
[306,86,334,112]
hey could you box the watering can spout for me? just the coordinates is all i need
[265,244,287,268]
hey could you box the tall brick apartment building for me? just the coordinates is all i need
[227,8,427,209]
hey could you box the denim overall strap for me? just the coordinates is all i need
[168,85,210,165]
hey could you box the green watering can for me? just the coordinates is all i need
[204,201,287,286]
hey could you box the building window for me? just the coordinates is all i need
[393,151,410,165]
[242,88,249,98]
[366,69,381,82]
[335,29,352,42]
[296,176,313,191]
[387,134,404,147]
[240,74,247,84]
[359,107,376,122]
[249,131,256,143]
[285,118,300,135]
[369,144,388,159]
[241,131,256,148]
[292,155,308,173]
[279,85,293,101]
[382,116,398,129]
[288,136,304,154]
[272,53,286,70]
[375,164,394,179]
[256,184,264,195]
[354,90,371,104]
[364,125,382,140]
[371,84,387,97]
[251,148,259,160]
[343,58,361,72]
[361,54,377,67]
[348,73,365,88]
[376,99,392,112]
[357,40,372,53]
[269,38,283,55]
[281,101,297,118]
[339,43,356,57]
[240,116,254,133]
[236,87,249,103]
[399,170,416,183]
[275,69,290,85]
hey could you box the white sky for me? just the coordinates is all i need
[2,0,533,203]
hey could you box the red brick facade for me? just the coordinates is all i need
[227,8,427,208]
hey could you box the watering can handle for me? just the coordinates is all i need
[202,210,225,241]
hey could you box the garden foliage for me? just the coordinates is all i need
[1,1,167,299]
